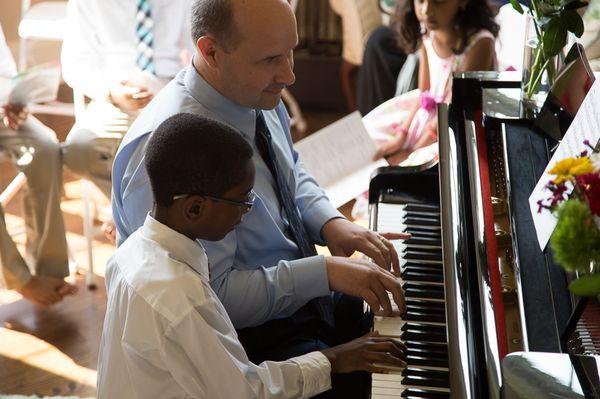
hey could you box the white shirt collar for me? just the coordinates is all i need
[140,214,209,280]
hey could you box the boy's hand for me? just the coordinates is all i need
[2,104,29,130]
[321,332,406,374]
[326,256,406,316]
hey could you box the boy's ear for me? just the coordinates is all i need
[183,197,206,221]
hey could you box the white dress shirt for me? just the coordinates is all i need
[61,0,195,100]
[98,214,332,399]
[0,23,17,78]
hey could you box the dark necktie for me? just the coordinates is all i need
[254,111,334,326]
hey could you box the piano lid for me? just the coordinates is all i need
[502,352,600,398]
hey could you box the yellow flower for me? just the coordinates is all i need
[549,157,594,183]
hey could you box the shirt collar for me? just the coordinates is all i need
[140,214,209,280]
[183,59,257,137]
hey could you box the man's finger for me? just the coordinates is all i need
[370,233,392,270]
[362,289,381,314]
[378,273,406,314]
[377,235,400,276]
[370,282,392,316]
[359,240,387,270]
[379,232,411,240]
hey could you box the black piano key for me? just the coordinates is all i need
[406,347,448,360]
[401,388,450,398]
[404,311,446,323]
[403,283,445,300]
[401,323,446,334]
[404,203,440,213]
[406,299,446,311]
[401,330,447,343]
[403,341,448,355]
[405,228,441,238]
[402,375,450,388]
[402,270,444,283]
[402,263,443,273]
[406,304,445,315]
[405,237,442,247]
[404,250,443,262]
[402,367,449,381]
[404,217,441,227]
[402,246,443,256]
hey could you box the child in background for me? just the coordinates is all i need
[365,0,499,165]
[97,113,406,399]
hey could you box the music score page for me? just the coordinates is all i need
[295,112,387,208]
[529,79,600,250]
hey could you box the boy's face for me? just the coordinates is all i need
[199,161,256,241]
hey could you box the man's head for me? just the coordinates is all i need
[145,113,255,241]
[191,0,298,110]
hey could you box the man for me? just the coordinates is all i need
[0,23,75,305]
[112,1,407,397]
[60,0,195,238]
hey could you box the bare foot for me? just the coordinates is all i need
[101,220,117,245]
[16,276,77,306]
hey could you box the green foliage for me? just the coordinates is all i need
[550,199,600,272]
[569,273,600,297]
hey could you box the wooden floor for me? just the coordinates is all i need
[0,106,346,398]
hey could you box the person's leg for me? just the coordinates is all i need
[15,117,69,279]
[62,100,128,199]
[357,25,407,115]
[0,120,74,305]
[0,203,31,289]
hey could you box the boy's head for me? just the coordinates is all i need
[145,113,255,241]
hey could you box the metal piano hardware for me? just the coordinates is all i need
[367,71,600,398]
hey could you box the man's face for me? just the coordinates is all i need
[215,2,298,110]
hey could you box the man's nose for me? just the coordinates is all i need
[276,56,295,86]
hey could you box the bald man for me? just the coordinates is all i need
[112,1,407,397]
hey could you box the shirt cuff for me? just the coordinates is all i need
[289,255,330,301]
[303,201,345,245]
[290,351,332,398]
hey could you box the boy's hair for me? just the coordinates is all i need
[145,113,253,207]
[392,0,499,54]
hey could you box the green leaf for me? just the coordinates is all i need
[562,9,585,37]
[564,0,589,10]
[569,273,600,297]
[542,18,568,57]
[510,0,524,13]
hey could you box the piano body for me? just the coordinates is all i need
[368,72,600,398]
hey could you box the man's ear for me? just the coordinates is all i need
[196,36,221,69]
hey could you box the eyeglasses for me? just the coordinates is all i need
[172,189,256,209]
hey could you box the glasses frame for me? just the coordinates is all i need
[172,189,256,209]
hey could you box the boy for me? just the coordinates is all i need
[98,113,406,398]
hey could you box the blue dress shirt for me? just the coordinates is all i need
[112,64,343,328]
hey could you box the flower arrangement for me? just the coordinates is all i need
[509,0,588,103]
[537,140,600,297]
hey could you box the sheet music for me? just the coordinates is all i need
[529,79,600,250]
[295,111,387,208]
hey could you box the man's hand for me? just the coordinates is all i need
[321,218,409,275]
[2,104,29,130]
[326,256,406,316]
[321,331,406,374]
[109,82,153,112]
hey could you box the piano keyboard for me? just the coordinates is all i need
[371,202,450,399]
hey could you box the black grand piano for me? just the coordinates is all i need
[367,71,600,398]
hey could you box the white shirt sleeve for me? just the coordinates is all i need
[60,0,116,100]
[0,23,17,78]
[162,299,332,399]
